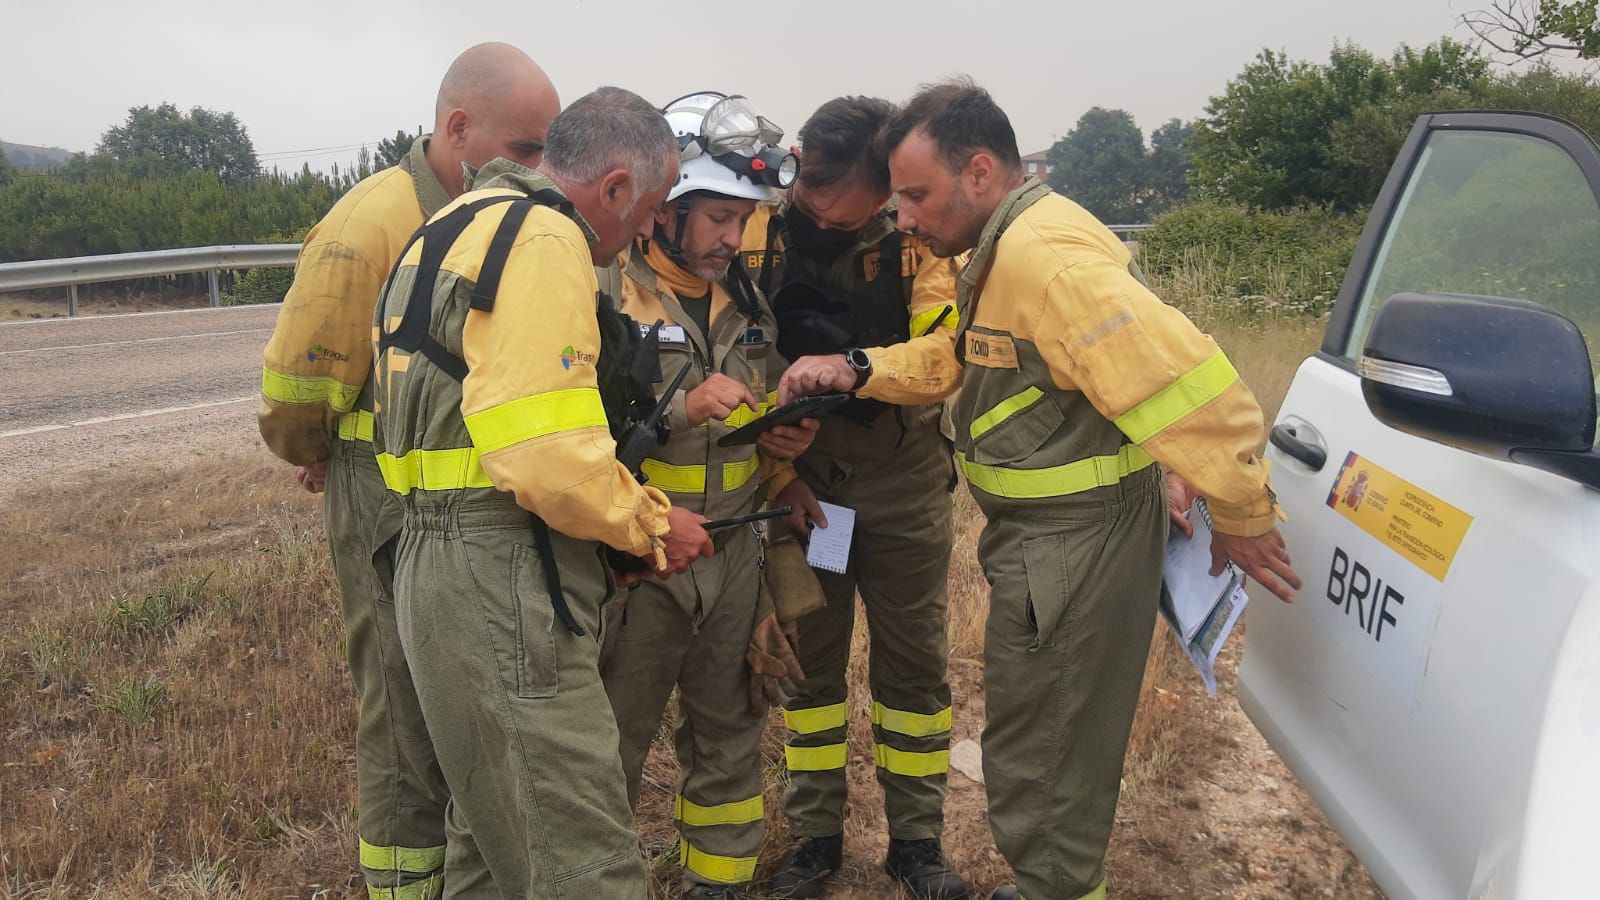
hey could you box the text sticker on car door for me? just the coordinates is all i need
[1309,452,1477,706]
[1325,451,1473,581]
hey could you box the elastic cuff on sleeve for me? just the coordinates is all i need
[1207,490,1279,537]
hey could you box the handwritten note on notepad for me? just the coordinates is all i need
[806,502,855,574]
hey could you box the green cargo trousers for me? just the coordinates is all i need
[600,524,767,886]
[391,498,646,900]
[782,411,956,840]
[324,435,449,898]
[977,465,1165,900]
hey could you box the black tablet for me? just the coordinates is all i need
[716,393,851,447]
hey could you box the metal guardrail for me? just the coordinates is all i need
[0,226,1156,317]
[0,244,300,316]
[1106,224,1155,241]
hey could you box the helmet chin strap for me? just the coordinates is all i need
[646,196,697,272]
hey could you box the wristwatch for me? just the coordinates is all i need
[844,348,873,391]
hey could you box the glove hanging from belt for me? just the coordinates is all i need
[748,553,806,714]
[763,527,826,623]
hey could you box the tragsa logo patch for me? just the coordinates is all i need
[560,346,595,369]
[307,344,350,363]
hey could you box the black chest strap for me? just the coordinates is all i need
[377,194,524,381]
[376,192,593,636]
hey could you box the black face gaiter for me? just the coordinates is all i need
[784,205,859,263]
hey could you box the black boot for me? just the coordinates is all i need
[989,888,1021,900]
[766,833,843,899]
[683,882,750,899]
[884,837,969,900]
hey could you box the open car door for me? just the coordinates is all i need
[1239,111,1600,899]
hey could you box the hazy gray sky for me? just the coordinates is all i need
[6,0,1490,173]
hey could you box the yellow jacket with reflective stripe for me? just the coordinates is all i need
[617,241,796,518]
[862,178,1276,536]
[370,163,669,557]
[259,137,451,464]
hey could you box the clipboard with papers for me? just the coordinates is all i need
[1159,498,1250,696]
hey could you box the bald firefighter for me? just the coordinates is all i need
[257,43,557,898]
[781,80,1303,900]
[369,87,714,898]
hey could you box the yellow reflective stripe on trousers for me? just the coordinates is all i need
[785,743,848,771]
[871,700,952,738]
[337,410,374,443]
[783,701,849,734]
[725,391,778,429]
[873,743,949,777]
[958,444,1155,500]
[262,366,361,410]
[462,387,607,454]
[723,454,760,492]
[679,838,759,884]
[376,447,495,494]
[910,303,958,335]
[367,874,443,900]
[969,386,1045,441]
[358,839,446,875]
[675,794,764,827]
[1113,349,1239,444]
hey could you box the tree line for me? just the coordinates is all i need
[1048,33,1600,221]
[0,104,419,263]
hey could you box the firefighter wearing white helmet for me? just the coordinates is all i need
[599,91,819,900]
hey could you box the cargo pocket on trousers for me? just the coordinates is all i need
[1021,532,1072,652]
[511,543,559,699]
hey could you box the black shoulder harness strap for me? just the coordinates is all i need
[377,194,522,380]
[376,191,594,637]
[756,210,786,298]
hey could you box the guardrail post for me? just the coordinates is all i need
[207,269,221,308]
[68,283,78,317]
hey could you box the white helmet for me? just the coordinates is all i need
[662,92,797,204]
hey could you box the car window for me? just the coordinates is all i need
[1346,130,1600,371]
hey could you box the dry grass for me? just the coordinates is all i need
[1,257,1350,898]
[0,454,357,898]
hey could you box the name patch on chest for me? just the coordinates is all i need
[965,331,1019,368]
[639,323,688,344]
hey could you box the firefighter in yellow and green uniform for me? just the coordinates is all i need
[256,43,557,899]
[368,87,717,899]
[780,80,1304,900]
[599,91,818,900]
[739,96,968,900]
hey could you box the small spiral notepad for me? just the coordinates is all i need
[805,502,855,575]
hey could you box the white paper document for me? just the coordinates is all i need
[1159,499,1250,696]
[806,502,856,575]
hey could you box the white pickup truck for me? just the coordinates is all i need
[1240,110,1600,898]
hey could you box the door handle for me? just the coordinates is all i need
[1270,422,1327,471]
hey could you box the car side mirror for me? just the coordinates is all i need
[1359,292,1600,488]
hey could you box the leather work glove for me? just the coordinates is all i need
[763,528,826,623]
[748,580,805,714]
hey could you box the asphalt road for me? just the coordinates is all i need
[0,305,281,498]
